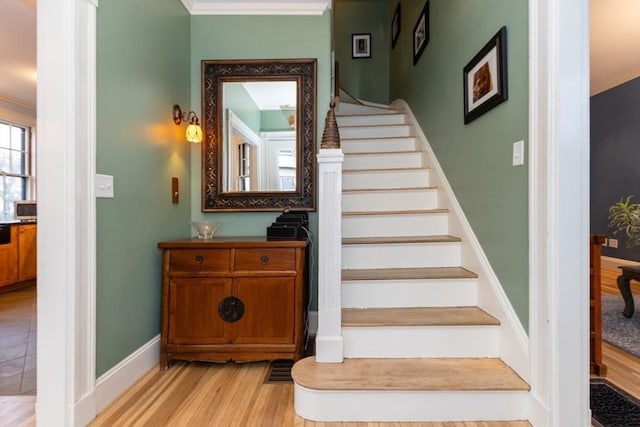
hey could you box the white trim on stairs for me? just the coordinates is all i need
[389,99,530,381]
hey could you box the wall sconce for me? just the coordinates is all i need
[173,104,203,143]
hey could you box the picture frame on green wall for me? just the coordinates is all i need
[412,1,429,65]
[463,26,508,124]
[391,2,401,49]
[352,33,371,59]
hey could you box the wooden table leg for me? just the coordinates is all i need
[617,274,635,318]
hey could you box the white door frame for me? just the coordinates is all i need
[35,1,590,425]
[528,1,590,426]
[37,0,98,426]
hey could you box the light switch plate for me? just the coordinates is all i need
[512,140,525,166]
[96,174,114,198]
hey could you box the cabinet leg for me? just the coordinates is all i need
[617,274,635,318]
[160,353,169,370]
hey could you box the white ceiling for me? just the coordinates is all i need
[590,0,640,95]
[0,0,36,109]
[0,0,638,111]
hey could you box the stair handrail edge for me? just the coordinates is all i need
[389,98,530,383]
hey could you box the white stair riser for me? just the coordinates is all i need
[342,212,447,237]
[339,125,413,139]
[294,386,528,422]
[343,169,430,190]
[344,152,423,170]
[343,189,438,212]
[341,137,417,154]
[335,103,392,115]
[342,242,460,269]
[341,278,477,308]
[342,326,499,358]
[337,114,407,127]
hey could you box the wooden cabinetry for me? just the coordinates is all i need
[0,226,19,287]
[158,237,308,369]
[0,224,37,288]
[590,234,607,376]
[18,224,37,282]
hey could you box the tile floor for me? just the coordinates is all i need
[0,285,36,395]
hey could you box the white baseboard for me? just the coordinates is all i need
[95,335,161,413]
[601,256,640,271]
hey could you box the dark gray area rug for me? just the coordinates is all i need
[602,295,640,358]
[591,379,640,426]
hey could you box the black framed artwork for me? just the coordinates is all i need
[352,33,371,59]
[391,2,401,49]
[463,26,508,124]
[412,1,429,65]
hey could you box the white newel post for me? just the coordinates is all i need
[315,148,344,363]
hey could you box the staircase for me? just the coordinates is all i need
[292,100,530,423]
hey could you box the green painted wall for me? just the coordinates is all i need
[96,0,191,375]
[389,0,529,328]
[190,13,332,311]
[261,109,295,131]
[223,83,261,132]
[334,0,390,104]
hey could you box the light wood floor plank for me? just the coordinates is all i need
[342,267,477,281]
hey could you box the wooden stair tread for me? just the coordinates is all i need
[342,306,500,327]
[342,235,461,245]
[343,208,448,216]
[342,266,478,281]
[292,357,529,391]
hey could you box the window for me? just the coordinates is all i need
[0,121,32,219]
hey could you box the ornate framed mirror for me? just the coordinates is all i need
[201,58,317,211]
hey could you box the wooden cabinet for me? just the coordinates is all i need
[18,224,37,282]
[158,237,308,369]
[0,224,36,288]
[0,226,19,287]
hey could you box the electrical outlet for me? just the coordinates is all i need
[609,238,618,248]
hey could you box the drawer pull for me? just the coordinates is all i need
[260,255,269,264]
[218,297,245,323]
[195,255,204,264]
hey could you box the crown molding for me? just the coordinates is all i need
[180,0,330,15]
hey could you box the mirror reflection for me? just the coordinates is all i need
[222,81,297,192]
[201,58,316,212]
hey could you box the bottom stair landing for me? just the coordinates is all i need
[291,357,529,422]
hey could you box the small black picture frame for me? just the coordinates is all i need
[352,33,371,59]
[463,26,508,124]
[391,2,401,49]
[412,1,429,65]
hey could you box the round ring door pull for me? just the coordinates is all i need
[260,255,269,264]
[218,297,245,323]
[195,255,204,264]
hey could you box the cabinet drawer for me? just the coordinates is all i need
[234,248,295,271]
[170,249,230,272]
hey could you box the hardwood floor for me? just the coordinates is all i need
[88,360,531,427]
[0,285,36,395]
[4,267,640,426]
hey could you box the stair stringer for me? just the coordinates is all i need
[389,99,530,382]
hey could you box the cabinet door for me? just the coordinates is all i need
[18,224,37,281]
[232,277,295,344]
[0,227,19,287]
[168,277,232,344]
